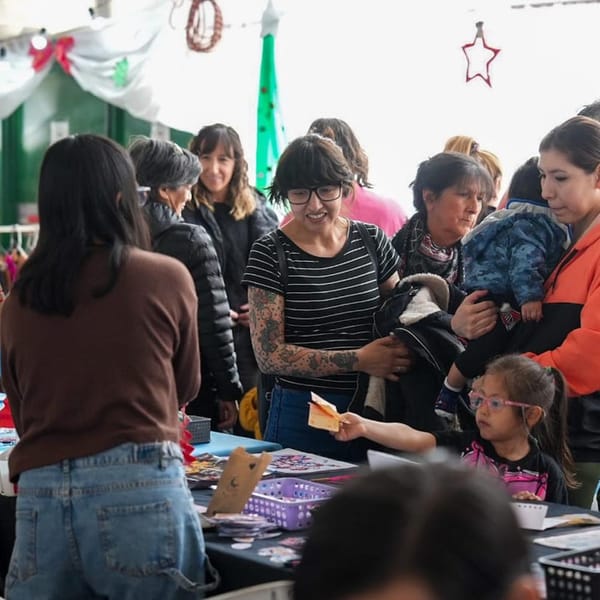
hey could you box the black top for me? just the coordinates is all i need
[182,190,279,312]
[243,223,399,393]
[433,429,568,504]
[143,200,242,403]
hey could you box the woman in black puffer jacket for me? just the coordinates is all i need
[130,137,242,429]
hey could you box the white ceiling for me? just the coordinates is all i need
[1,0,595,43]
[0,0,158,41]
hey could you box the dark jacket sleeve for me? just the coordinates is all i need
[185,227,243,402]
[435,284,467,330]
[171,264,203,407]
[249,191,279,243]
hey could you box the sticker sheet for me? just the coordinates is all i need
[266,448,356,474]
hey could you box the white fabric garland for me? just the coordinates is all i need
[0,0,169,122]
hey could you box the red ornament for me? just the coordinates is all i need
[55,36,74,75]
[186,0,223,53]
[28,35,75,75]
[462,21,500,88]
[28,41,54,72]
[179,410,196,466]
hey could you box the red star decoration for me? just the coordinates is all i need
[462,21,500,88]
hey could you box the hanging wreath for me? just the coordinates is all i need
[186,0,223,53]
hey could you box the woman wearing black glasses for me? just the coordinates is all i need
[242,134,411,460]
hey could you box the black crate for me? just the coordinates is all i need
[539,547,600,600]
[186,415,211,444]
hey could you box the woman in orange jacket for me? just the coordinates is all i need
[454,115,600,508]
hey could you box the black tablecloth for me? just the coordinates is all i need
[193,487,600,596]
[2,476,599,596]
[0,495,16,592]
[526,501,600,561]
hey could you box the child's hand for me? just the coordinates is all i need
[333,412,366,442]
[512,491,542,502]
[521,300,542,322]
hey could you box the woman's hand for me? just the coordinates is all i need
[356,336,414,381]
[333,412,367,442]
[451,290,498,340]
[218,400,239,430]
[236,303,251,328]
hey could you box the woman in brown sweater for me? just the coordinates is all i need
[1,135,211,599]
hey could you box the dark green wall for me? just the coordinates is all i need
[0,64,194,226]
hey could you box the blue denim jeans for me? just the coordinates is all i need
[6,442,213,599]
[264,386,366,462]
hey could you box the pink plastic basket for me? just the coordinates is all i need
[243,477,335,530]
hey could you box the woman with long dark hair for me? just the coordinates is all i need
[1,134,209,598]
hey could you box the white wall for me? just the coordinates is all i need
[147,0,600,217]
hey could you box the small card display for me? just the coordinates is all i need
[185,453,228,489]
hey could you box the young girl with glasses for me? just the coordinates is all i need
[335,354,577,503]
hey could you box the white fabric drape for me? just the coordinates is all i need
[0,38,53,120]
[0,0,169,123]
[69,1,170,123]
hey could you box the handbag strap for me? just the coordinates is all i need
[268,230,288,291]
[355,221,378,278]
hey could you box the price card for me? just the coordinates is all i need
[512,502,548,530]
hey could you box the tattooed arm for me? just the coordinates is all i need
[248,286,412,380]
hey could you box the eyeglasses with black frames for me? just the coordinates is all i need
[136,186,150,204]
[286,184,342,205]
[468,391,533,412]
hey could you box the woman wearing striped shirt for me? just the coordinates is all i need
[242,134,412,460]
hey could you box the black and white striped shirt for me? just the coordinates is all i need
[242,222,400,393]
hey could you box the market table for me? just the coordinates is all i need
[191,468,361,596]
[195,486,600,596]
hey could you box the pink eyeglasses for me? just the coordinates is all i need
[468,391,533,412]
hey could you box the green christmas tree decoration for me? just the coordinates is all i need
[113,57,129,88]
[256,2,286,195]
